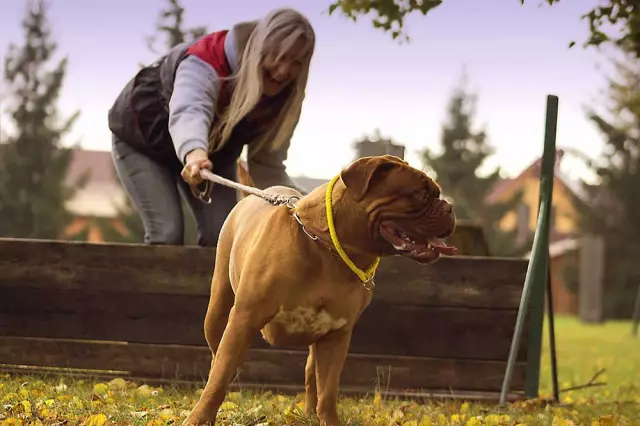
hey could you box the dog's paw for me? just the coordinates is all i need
[182,411,215,426]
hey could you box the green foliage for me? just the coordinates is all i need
[419,70,530,257]
[328,0,640,57]
[145,0,208,55]
[328,0,443,41]
[577,48,640,318]
[0,0,83,239]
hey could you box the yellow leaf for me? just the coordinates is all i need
[466,417,482,426]
[108,378,127,390]
[403,421,418,426]
[72,396,84,410]
[93,383,109,396]
[220,401,238,411]
[18,388,28,399]
[373,391,382,409]
[19,400,31,416]
[418,416,434,426]
[29,389,44,398]
[135,384,152,398]
[598,416,615,426]
[44,399,55,407]
[227,391,242,401]
[461,402,470,413]
[87,413,108,426]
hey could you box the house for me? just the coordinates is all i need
[486,148,588,315]
[62,149,329,242]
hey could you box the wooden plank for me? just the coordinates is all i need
[0,238,527,309]
[0,238,216,296]
[0,336,527,393]
[372,256,527,309]
[1,287,528,361]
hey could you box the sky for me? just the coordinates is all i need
[0,0,615,183]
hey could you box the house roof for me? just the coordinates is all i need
[486,148,589,204]
[66,149,119,186]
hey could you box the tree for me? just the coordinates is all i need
[145,0,207,55]
[327,0,640,58]
[576,48,640,318]
[0,0,83,239]
[419,71,528,256]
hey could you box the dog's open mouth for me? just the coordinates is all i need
[379,221,458,260]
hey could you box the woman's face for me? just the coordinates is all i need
[261,36,307,97]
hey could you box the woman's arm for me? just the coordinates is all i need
[168,55,221,164]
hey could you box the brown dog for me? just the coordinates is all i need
[183,155,457,426]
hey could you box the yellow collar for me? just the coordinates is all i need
[324,174,380,288]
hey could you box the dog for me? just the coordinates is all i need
[183,155,457,426]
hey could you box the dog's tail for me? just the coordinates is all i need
[236,160,256,199]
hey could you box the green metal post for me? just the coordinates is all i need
[500,95,559,403]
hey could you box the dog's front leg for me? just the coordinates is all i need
[183,306,266,426]
[313,329,352,426]
[304,345,317,416]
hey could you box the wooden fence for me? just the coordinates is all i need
[0,236,532,401]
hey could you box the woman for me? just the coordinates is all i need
[108,8,315,247]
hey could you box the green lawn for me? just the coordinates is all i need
[1,316,638,425]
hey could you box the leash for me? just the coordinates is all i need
[196,169,299,208]
[195,169,380,290]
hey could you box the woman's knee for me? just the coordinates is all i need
[145,219,184,245]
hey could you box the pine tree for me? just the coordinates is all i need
[145,0,207,55]
[419,71,528,256]
[0,0,82,239]
[577,49,640,318]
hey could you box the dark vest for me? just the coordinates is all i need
[107,31,263,173]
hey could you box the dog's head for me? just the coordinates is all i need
[340,155,457,264]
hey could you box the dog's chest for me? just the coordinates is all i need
[270,306,347,336]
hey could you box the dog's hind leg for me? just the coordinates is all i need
[304,345,318,416]
[203,230,235,358]
[183,299,274,425]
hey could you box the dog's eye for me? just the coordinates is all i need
[415,191,430,202]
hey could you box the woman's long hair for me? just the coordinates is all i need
[209,8,315,153]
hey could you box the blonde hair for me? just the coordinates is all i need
[210,8,315,153]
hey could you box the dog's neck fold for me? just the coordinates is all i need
[293,180,380,272]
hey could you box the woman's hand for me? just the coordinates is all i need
[181,148,213,186]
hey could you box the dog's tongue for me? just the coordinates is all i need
[427,237,458,256]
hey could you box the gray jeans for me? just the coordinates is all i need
[111,135,238,247]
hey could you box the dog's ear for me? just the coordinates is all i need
[340,155,405,201]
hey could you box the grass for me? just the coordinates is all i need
[1,316,639,425]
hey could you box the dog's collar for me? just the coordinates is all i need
[291,174,380,290]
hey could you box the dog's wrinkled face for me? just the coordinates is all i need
[340,155,457,264]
